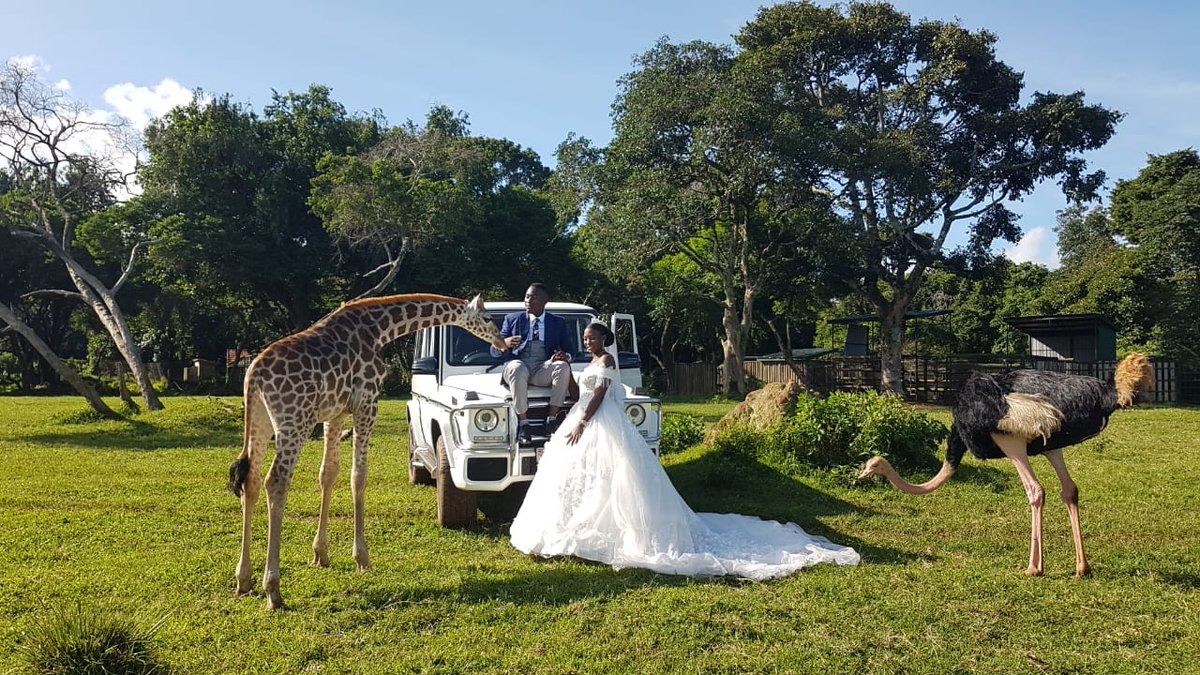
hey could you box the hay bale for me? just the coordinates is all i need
[705,381,806,442]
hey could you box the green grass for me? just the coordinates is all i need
[1,395,1198,673]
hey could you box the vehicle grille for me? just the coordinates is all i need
[466,457,507,482]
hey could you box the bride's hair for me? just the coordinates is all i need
[586,322,615,347]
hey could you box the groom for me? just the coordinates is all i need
[490,283,574,442]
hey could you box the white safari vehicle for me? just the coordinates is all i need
[406,301,662,528]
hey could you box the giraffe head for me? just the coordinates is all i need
[456,294,506,350]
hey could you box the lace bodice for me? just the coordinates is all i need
[579,363,620,395]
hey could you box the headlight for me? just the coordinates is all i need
[626,404,647,426]
[473,408,500,432]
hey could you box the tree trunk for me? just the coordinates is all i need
[879,302,907,395]
[0,303,119,418]
[116,361,139,412]
[63,265,165,410]
[720,300,746,395]
[767,319,807,385]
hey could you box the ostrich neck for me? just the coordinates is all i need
[882,460,956,495]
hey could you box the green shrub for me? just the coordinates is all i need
[660,413,706,455]
[20,603,166,675]
[711,391,945,477]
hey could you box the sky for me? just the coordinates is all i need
[5,0,1197,269]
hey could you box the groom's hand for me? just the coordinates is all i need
[504,336,522,350]
[551,350,571,362]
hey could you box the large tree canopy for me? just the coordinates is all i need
[1109,150,1200,361]
[736,1,1120,392]
[586,38,849,393]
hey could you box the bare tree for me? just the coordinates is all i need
[0,59,163,409]
[0,302,117,416]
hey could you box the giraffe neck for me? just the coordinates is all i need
[331,294,464,347]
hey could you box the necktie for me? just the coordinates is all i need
[532,317,540,341]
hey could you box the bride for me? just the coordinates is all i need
[509,322,860,579]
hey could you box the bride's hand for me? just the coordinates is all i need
[566,423,585,445]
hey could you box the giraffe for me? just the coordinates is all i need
[227,293,505,610]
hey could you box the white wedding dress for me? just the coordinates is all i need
[509,363,860,579]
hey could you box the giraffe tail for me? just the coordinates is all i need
[228,388,256,498]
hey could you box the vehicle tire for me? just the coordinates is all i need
[478,482,530,524]
[435,436,477,529]
[407,423,434,486]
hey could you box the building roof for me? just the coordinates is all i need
[746,347,836,362]
[827,309,951,324]
[1003,313,1115,334]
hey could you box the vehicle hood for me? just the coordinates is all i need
[440,373,512,401]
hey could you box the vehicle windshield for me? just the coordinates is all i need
[446,312,595,367]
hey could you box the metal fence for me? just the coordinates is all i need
[671,355,1183,404]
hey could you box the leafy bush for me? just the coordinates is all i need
[20,603,166,675]
[709,391,945,477]
[660,413,706,455]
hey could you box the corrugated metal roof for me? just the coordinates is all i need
[1004,314,1115,333]
[827,309,952,324]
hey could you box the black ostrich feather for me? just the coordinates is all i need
[951,369,1119,462]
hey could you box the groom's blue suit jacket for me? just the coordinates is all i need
[489,311,574,360]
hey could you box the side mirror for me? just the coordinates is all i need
[412,356,438,375]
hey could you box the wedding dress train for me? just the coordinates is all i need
[509,363,860,579]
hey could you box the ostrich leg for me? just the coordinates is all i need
[1044,449,1090,578]
[993,433,1045,577]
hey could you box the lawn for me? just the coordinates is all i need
[0,395,1197,673]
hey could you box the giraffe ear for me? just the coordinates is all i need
[468,294,484,311]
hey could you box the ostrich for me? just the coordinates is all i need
[859,353,1154,577]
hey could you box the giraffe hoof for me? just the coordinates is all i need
[312,552,330,568]
[1074,565,1092,579]
[266,593,285,611]
[1024,566,1044,577]
[236,578,254,596]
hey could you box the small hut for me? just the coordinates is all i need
[1004,314,1116,362]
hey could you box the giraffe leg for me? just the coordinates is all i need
[263,427,306,611]
[993,433,1045,577]
[350,399,378,573]
[1043,449,1090,578]
[236,394,271,596]
[312,416,345,568]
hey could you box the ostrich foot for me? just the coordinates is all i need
[1074,563,1091,579]
[1024,565,1044,577]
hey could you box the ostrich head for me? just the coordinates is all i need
[858,456,891,480]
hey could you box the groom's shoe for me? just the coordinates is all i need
[544,415,561,435]
[517,423,534,444]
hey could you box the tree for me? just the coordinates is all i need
[592,39,845,393]
[311,106,573,302]
[737,1,1120,393]
[1109,151,1200,361]
[138,86,382,359]
[0,60,163,409]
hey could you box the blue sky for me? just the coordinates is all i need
[6,0,1197,267]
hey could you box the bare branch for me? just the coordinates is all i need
[20,289,86,302]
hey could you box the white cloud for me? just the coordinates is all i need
[103,79,193,130]
[1002,226,1060,269]
[4,55,197,199]
[9,54,47,72]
